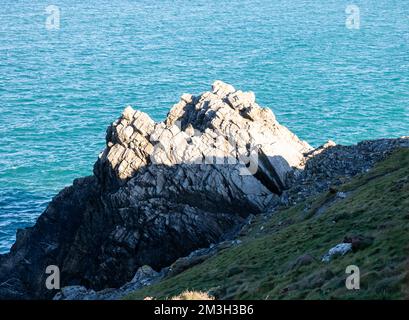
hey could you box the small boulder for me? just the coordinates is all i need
[131,265,159,286]
[322,243,352,262]
[288,253,316,270]
[336,191,347,199]
[343,235,374,252]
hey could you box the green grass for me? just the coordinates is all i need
[125,149,409,300]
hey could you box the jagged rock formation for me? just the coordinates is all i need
[1,81,406,300]
[0,81,311,299]
[94,80,312,197]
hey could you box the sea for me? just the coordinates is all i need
[0,0,408,253]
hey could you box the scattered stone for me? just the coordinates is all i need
[322,243,352,262]
[288,138,409,205]
[0,80,407,300]
[54,265,163,300]
[336,192,347,199]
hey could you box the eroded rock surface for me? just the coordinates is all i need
[94,80,311,195]
[1,81,406,300]
[0,81,311,299]
[285,138,409,205]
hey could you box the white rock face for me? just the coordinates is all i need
[322,243,352,262]
[43,81,316,296]
[95,81,312,204]
[2,81,408,300]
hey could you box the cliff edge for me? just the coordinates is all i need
[1,82,407,300]
[0,81,312,299]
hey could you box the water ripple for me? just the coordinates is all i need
[0,0,408,253]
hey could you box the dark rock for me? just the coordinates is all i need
[0,82,310,299]
[343,235,374,252]
[287,137,409,205]
[53,265,162,300]
[0,81,407,300]
[288,254,316,271]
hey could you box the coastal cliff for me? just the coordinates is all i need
[0,82,407,300]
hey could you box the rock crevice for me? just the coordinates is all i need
[0,81,311,299]
[2,81,406,299]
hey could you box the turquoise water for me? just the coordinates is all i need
[0,0,408,253]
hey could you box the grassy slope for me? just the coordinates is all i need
[126,149,409,300]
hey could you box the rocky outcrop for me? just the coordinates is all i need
[0,81,311,299]
[283,138,409,206]
[94,80,311,196]
[1,81,406,300]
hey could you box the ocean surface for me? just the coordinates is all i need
[0,0,408,253]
